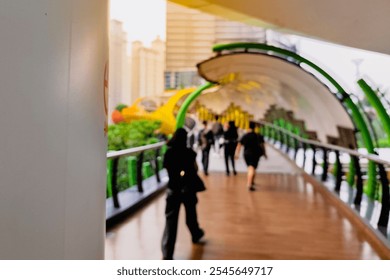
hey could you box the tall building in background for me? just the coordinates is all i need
[109,20,131,123]
[165,2,266,89]
[131,37,166,100]
[165,3,216,89]
[151,37,166,99]
[215,18,266,45]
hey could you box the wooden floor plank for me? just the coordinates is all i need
[105,147,386,260]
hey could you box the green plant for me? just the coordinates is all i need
[107,120,161,151]
[106,120,163,197]
[377,138,390,148]
[115,103,128,112]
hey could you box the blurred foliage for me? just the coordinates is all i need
[107,120,161,151]
[357,134,390,148]
[115,103,128,112]
[107,120,163,196]
[377,138,390,148]
[116,157,132,192]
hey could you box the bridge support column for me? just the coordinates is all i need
[321,148,329,181]
[302,143,307,169]
[353,156,364,206]
[311,145,317,175]
[334,151,342,192]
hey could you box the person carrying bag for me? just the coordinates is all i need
[162,128,206,260]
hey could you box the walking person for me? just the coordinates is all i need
[211,115,224,154]
[235,121,267,191]
[187,130,196,149]
[223,121,238,176]
[198,121,214,176]
[162,128,205,260]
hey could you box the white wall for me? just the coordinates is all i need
[0,0,108,259]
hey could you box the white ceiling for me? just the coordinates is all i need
[169,0,390,55]
[197,53,354,143]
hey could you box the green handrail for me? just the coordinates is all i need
[212,42,377,198]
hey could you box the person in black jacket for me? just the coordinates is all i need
[162,128,205,260]
[198,121,214,176]
[223,121,238,176]
[211,115,224,153]
[235,121,267,191]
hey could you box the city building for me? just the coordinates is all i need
[109,19,132,123]
[165,2,266,89]
[131,37,166,100]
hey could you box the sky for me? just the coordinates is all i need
[110,0,166,47]
[294,36,390,94]
[110,0,390,94]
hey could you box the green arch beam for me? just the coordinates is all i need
[177,42,377,197]
[358,78,390,144]
[176,82,214,129]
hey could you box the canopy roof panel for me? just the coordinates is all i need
[197,52,355,144]
[169,0,390,54]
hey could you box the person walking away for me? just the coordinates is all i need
[211,115,224,153]
[187,130,196,149]
[235,121,267,191]
[198,121,214,176]
[223,121,238,176]
[162,128,205,260]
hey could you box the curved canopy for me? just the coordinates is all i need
[197,52,355,144]
[169,0,390,54]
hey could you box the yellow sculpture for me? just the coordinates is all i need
[114,88,196,135]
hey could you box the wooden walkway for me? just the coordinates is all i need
[105,146,388,259]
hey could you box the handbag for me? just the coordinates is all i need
[192,173,206,192]
[180,171,206,193]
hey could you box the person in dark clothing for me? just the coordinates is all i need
[198,121,214,176]
[223,121,238,176]
[212,115,224,138]
[187,131,195,149]
[162,128,205,260]
[212,115,224,153]
[235,121,267,191]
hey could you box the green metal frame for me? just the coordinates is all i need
[176,82,214,129]
[176,42,377,197]
[358,78,390,144]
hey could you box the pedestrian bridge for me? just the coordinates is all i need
[105,144,390,260]
[3,0,390,261]
[104,39,390,260]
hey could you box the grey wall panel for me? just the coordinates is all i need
[0,0,108,259]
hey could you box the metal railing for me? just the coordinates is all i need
[106,141,166,209]
[260,121,390,234]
